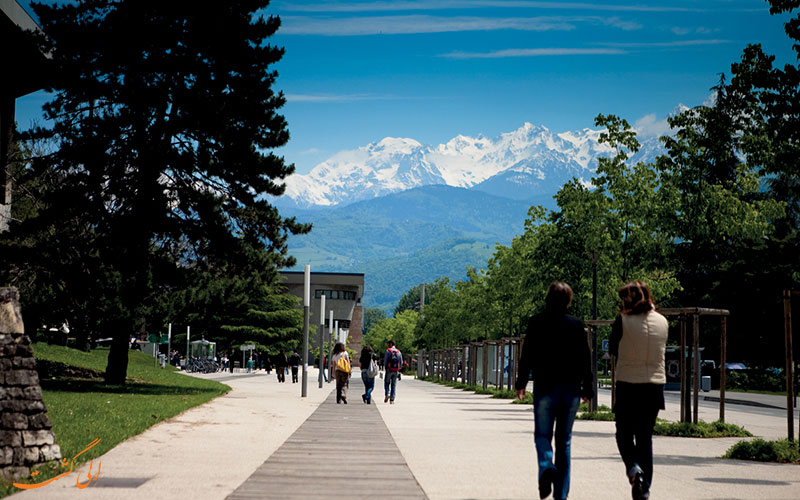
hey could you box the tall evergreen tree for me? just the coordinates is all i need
[3,0,309,383]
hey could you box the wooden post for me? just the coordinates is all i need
[720,315,727,423]
[693,313,700,424]
[590,325,598,412]
[785,290,795,441]
[482,343,489,389]
[512,339,520,389]
[680,314,689,423]
[611,354,616,410]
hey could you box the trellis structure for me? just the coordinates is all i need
[418,306,731,425]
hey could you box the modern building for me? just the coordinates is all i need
[1,0,48,232]
[279,271,366,365]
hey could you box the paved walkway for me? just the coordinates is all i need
[13,370,800,500]
[228,379,426,499]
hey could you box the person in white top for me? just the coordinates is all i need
[610,281,668,500]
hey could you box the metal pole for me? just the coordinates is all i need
[693,314,700,424]
[590,326,598,412]
[186,325,190,366]
[328,310,334,383]
[302,265,310,397]
[319,294,325,388]
[167,323,172,367]
[720,316,727,422]
[782,291,795,440]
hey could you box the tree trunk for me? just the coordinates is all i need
[105,328,129,384]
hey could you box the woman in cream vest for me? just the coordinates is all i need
[610,281,667,500]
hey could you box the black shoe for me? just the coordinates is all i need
[342,398,347,404]
[539,467,555,499]
[362,394,367,403]
[631,472,648,500]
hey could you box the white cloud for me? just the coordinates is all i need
[280,15,579,35]
[671,26,717,36]
[600,39,730,48]
[441,47,626,58]
[286,93,390,102]
[278,1,701,13]
[634,113,671,139]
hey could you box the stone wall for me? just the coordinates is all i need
[0,287,61,480]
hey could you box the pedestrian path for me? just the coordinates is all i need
[228,377,427,499]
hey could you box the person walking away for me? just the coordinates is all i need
[360,345,379,403]
[610,281,668,500]
[274,350,288,383]
[289,351,301,383]
[515,281,594,500]
[332,342,351,404]
[383,340,403,404]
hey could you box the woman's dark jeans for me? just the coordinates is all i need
[533,382,581,500]
[361,369,375,403]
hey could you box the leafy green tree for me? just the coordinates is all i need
[363,309,420,359]
[362,308,386,336]
[393,280,449,316]
[3,0,309,383]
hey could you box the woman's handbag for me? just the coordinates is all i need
[335,355,351,374]
[367,359,379,378]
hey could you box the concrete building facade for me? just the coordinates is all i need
[279,271,366,365]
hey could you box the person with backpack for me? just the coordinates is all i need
[332,342,351,404]
[360,345,379,403]
[383,340,403,404]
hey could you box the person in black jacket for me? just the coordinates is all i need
[515,281,594,500]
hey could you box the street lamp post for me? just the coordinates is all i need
[591,251,599,412]
[318,294,325,388]
[302,265,310,397]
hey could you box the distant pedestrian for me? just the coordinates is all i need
[360,345,378,403]
[610,281,668,500]
[383,340,403,404]
[332,343,351,404]
[274,350,288,383]
[265,357,272,374]
[246,356,253,373]
[289,351,301,383]
[515,281,594,500]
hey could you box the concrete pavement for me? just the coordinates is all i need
[11,370,800,499]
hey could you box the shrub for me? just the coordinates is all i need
[577,411,616,421]
[723,439,800,463]
[654,420,751,438]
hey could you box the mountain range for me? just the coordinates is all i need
[276,123,664,312]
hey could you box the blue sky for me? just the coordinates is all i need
[14,0,797,175]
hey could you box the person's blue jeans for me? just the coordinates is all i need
[533,383,581,500]
[384,371,399,401]
[361,370,375,403]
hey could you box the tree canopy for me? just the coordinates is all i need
[0,0,309,383]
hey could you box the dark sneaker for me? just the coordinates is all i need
[539,467,555,499]
[362,394,367,403]
[385,395,389,403]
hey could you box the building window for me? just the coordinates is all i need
[314,289,356,300]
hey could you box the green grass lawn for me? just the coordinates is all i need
[1,343,229,497]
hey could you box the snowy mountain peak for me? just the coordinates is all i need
[281,123,663,208]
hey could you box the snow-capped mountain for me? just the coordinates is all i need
[282,123,662,208]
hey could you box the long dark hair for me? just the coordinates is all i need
[333,342,346,354]
[618,281,655,315]
[361,345,372,355]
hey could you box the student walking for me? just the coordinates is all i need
[332,342,351,404]
[273,350,288,383]
[289,351,301,383]
[515,281,594,500]
[383,340,403,404]
[359,345,378,403]
[610,281,668,500]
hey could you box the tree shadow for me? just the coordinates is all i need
[39,378,222,396]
